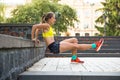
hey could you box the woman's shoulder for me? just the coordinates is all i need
[34,23,49,26]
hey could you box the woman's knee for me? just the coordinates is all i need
[72,38,78,43]
[72,44,79,49]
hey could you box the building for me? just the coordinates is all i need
[0,0,31,18]
[58,0,104,36]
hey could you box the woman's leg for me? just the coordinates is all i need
[60,38,104,52]
[60,38,93,53]
[60,38,78,55]
[59,38,104,63]
[61,38,78,43]
[60,41,78,53]
[77,44,92,50]
[59,41,85,63]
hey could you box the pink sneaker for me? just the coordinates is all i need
[95,38,104,51]
[71,57,84,63]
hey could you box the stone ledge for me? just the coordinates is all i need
[0,34,44,48]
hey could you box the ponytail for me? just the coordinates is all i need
[42,14,46,23]
[41,12,54,23]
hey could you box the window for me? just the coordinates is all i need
[85,33,89,36]
[75,33,80,36]
[84,23,89,29]
[84,9,91,17]
[94,33,99,36]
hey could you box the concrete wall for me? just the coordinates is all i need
[0,34,46,80]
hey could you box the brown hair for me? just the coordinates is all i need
[42,12,54,23]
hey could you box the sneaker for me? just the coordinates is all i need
[71,57,84,63]
[95,38,104,51]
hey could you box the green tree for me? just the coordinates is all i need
[95,0,120,36]
[0,3,6,23]
[7,0,78,35]
[54,5,78,34]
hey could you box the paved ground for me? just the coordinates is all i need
[27,57,120,72]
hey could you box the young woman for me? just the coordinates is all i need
[31,12,104,63]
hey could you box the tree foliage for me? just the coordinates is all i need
[95,0,120,36]
[0,3,6,23]
[7,0,78,34]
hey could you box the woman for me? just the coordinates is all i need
[31,12,104,63]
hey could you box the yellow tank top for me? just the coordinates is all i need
[42,26,54,38]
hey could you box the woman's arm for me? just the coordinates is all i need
[35,29,40,39]
[31,23,50,40]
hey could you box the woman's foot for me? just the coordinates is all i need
[71,57,84,63]
[95,38,104,51]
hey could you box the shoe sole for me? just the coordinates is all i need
[71,61,84,64]
[96,39,104,51]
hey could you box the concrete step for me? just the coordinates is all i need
[45,53,120,57]
[63,49,120,53]
[18,71,120,80]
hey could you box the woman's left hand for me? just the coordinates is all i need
[32,38,40,47]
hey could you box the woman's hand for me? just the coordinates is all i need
[32,38,40,47]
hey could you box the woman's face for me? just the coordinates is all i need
[48,14,56,25]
